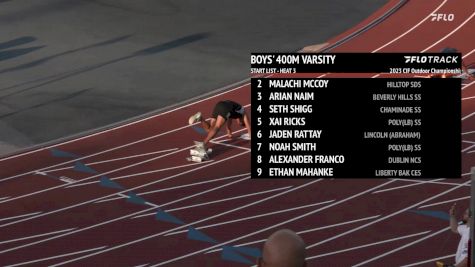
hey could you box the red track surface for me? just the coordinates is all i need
[0,0,474,266]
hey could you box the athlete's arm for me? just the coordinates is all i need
[204,115,226,145]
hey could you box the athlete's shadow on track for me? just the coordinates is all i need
[0,35,132,75]
[0,88,92,119]
[0,36,44,62]
[0,32,211,100]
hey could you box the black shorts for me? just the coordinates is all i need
[211,100,244,120]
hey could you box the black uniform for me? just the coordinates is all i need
[211,100,244,120]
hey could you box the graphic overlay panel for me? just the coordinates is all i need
[251,53,462,179]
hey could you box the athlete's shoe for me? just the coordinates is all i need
[188,112,202,125]
[240,133,251,140]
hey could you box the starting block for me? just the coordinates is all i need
[190,148,208,158]
[186,142,213,162]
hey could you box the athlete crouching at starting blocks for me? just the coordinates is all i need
[187,100,251,162]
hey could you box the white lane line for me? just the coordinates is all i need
[462,111,475,121]
[462,130,475,135]
[142,180,394,267]
[0,150,249,229]
[68,160,212,188]
[133,184,260,219]
[135,186,293,219]
[462,95,475,101]
[372,179,445,194]
[305,180,471,251]
[392,178,471,187]
[205,214,381,254]
[462,140,475,144]
[298,215,381,234]
[0,211,42,222]
[134,182,317,221]
[165,186,292,212]
[95,173,250,204]
[132,184,314,222]
[422,11,475,52]
[166,200,336,237]
[130,214,155,220]
[0,176,249,254]
[462,80,475,90]
[0,196,9,201]
[45,148,179,173]
[463,47,475,58]
[141,184,289,221]
[306,231,431,261]
[117,192,160,209]
[353,227,449,266]
[5,246,107,267]
[462,144,475,152]
[418,196,471,209]
[401,254,455,267]
[209,140,251,151]
[157,176,247,207]
[89,160,212,188]
[372,0,448,52]
[0,79,254,162]
[0,228,76,245]
[48,179,324,267]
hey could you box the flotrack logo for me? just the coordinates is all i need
[404,55,459,64]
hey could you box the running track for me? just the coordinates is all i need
[0,0,474,266]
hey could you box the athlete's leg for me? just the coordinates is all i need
[201,118,215,132]
[242,112,251,139]
[226,118,233,138]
